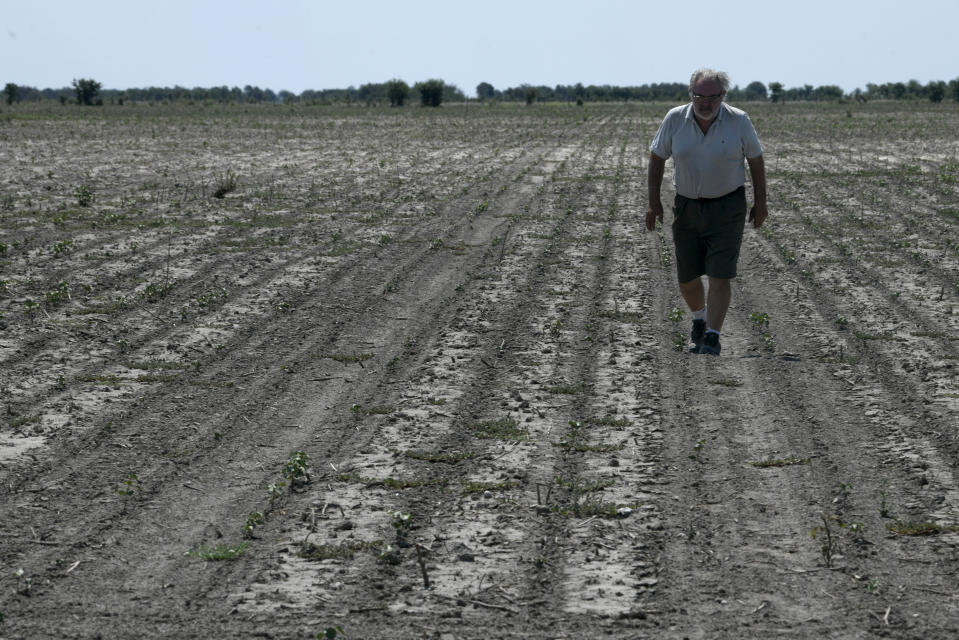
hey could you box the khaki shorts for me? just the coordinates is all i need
[672,186,747,282]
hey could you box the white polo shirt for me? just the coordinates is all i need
[650,102,763,199]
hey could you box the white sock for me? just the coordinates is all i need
[692,308,706,322]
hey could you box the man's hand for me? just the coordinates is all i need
[646,201,663,231]
[646,153,666,232]
[748,201,768,228]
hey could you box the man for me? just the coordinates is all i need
[646,68,768,356]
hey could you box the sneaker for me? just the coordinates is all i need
[700,332,721,356]
[689,319,706,353]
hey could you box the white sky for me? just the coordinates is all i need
[2,0,957,95]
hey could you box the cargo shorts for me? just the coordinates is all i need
[671,186,747,283]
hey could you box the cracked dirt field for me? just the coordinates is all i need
[1,100,958,639]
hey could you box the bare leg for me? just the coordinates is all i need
[678,277,705,313]
[706,277,732,331]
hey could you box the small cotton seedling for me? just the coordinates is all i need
[389,510,413,542]
[116,473,140,497]
[282,451,311,490]
[318,625,346,640]
[690,439,707,461]
[667,307,686,323]
[749,311,770,329]
[810,513,838,568]
[268,481,287,504]
[14,568,31,595]
[243,512,265,539]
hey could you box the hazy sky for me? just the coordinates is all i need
[3,0,957,95]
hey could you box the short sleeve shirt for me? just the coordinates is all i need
[650,102,763,199]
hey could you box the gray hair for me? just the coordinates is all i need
[689,68,731,94]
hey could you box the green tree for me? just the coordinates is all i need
[523,84,538,105]
[442,84,465,103]
[72,78,102,105]
[928,80,946,103]
[386,79,410,106]
[3,82,19,105]
[768,82,784,103]
[415,79,444,107]
[813,85,844,101]
[744,81,767,101]
[476,82,494,101]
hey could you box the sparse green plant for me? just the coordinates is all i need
[886,521,959,536]
[554,475,616,493]
[810,512,838,567]
[389,510,413,538]
[9,415,40,430]
[212,170,238,199]
[116,473,140,497]
[22,299,39,315]
[879,478,891,518]
[749,311,770,329]
[318,626,347,640]
[462,480,521,495]
[243,512,265,538]
[328,352,374,364]
[52,239,75,255]
[45,281,71,305]
[667,306,686,323]
[472,417,527,441]
[282,451,311,490]
[195,287,228,308]
[835,315,849,329]
[377,543,401,565]
[554,420,624,454]
[143,281,174,302]
[690,438,707,461]
[865,577,880,594]
[599,308,643,324]
[74,185,94,207]
[547,318,565,338]
[188,542,247,561]
[14,568,30,596]
[300,540,382,561]
[672,332,686,351]
[749,455,811,468]
[350,403,393,416]
[709,377,743,387]
[268,481,287,504]
[546,382,587,394]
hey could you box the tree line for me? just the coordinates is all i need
[4,76,959,107]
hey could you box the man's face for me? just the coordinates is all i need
[691,79,724,120]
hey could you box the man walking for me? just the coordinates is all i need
[646,68,768,355]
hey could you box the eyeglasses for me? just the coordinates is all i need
[691,93,723,102]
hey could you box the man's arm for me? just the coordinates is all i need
[646,152,666,232]
[746,155,768,228]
